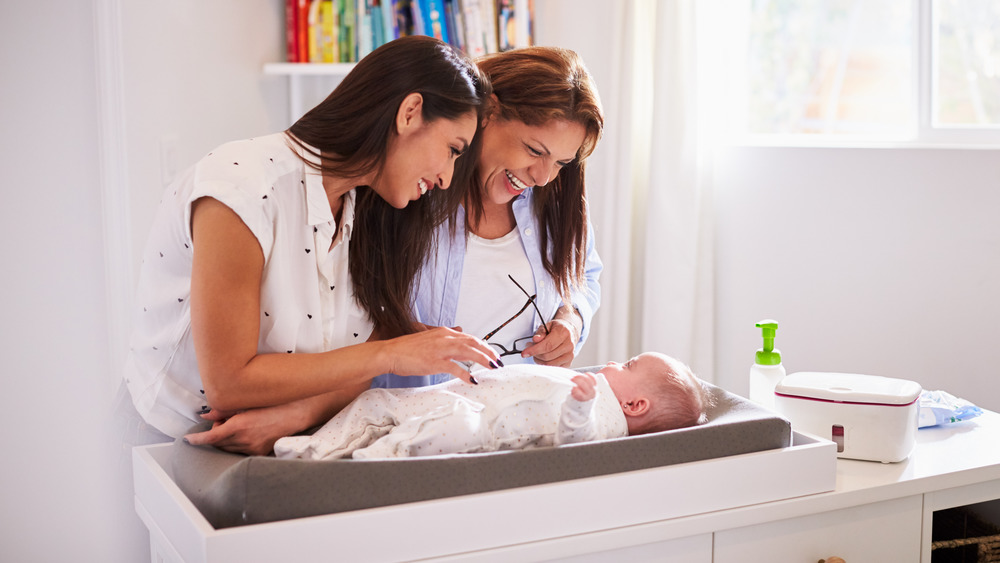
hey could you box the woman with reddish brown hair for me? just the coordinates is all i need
[116,36,499,457]
[373,46,605,390]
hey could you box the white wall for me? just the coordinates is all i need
[0,1,117,560]
[714,146,1000,412]
[121,0,288,285]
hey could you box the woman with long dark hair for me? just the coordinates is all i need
[118,36,498,456]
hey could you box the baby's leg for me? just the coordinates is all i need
[353,398,493,459]
[274,388,402,460]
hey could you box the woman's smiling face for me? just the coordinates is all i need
[477,117,587,205]
[376,94,477,209]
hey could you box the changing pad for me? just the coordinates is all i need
[172,382,791,529]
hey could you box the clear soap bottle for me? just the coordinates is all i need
[749,320,785,411]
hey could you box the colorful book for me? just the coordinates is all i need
[370,1,386,50]
[497,0,514,51]
[392,0,415,37]
[481,0,499,54]
[297,0,311,62]
[320,0,338,63]
[287,0,532,62]
[357,0,374,59]
[308,0,321,62]
[380,0,398,42]
[443,0,462,52]
[286,0,313,62]
[457,0,486,57]
[286,0,298,62]
[420,0,450,43]
[339,0,356,61]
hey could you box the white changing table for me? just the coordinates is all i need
[134,411,1000,562]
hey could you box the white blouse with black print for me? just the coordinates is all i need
[123,133,373,438]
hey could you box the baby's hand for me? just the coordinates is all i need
[570,372,598,402]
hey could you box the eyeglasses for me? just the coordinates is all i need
[482,275,551,357]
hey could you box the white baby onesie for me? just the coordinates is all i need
[274,365,628,460]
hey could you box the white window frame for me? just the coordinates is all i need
[723,0,1000,149]
[922,0,1000,146]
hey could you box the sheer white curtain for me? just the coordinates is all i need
[588,0,717,381]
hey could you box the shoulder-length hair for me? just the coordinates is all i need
[470,47,604,303]
[287,36,490,338]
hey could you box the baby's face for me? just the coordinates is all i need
[598,352,673,392]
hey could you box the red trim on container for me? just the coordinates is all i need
[775,392,918,407]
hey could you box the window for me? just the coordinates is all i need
[934,0,1000,127]
[716,0,1000,145]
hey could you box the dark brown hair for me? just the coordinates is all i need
[287,36,490,337]
[468,47,604,302]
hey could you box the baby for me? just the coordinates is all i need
[274,352,710,460]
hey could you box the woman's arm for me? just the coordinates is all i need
[190,197,497,413]
[183,383,369,455]
[523,219,603,367]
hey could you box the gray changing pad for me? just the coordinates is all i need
[172,383,790,529]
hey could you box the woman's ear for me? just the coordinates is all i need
[395,92,424,135]
[481,93,501,128]
[621,397,650,418]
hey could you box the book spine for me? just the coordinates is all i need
[308,0,321,62]
[458,0,485,58]
[381,0,397,41]
[392,0,415,37]
[497,0,513,51]
[357,0,373,59]
[370,1,385,49]
[286,0,298,62]
[514,0,529,48]
[443,0,461,51]
[321,0,336,63]
[340,0,356,61]
[482,0,498,54]
[411,0,426,36]
[425,0,449,43]
[296,0,311,62]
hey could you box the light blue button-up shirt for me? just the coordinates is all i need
[372,188,603,389]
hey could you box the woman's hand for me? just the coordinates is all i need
[378,325,500,383]
[183,406,288,456]
[521,306,583,367]
[184,384,369,455]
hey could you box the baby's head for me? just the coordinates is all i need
[599,352,711,435]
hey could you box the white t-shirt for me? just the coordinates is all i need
[452,228,535,364]
[123,133,374,437]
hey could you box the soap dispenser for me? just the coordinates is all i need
[749,319,785,411]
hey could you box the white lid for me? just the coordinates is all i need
[776,372,922,405]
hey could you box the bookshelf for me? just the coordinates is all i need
[263,62,355,75]
[269,0,534,124]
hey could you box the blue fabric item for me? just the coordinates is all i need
[372,188,603,389]
[917,389,983,428]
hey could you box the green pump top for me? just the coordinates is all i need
[755,320,782,366]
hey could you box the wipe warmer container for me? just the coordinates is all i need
[775,372,922,463]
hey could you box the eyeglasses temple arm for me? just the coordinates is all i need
[482,298,534,341]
